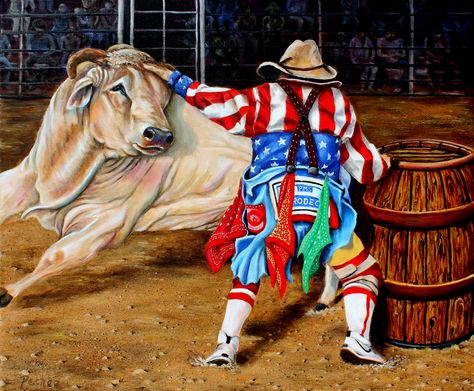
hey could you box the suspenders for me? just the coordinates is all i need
[277,80,320,176]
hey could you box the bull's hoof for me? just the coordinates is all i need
[0,288,13,308]
[315,302,329,312]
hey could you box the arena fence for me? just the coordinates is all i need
[0,0,472,98]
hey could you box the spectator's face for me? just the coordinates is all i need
[385,31,396,41]
[59,4,67,12]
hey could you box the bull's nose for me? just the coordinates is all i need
[165,133,174,144]
[142,127,174,145]
[143,127,156,141]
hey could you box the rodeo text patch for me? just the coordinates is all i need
[269,175,325,219]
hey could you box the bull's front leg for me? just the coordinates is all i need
[0,160,38,225]
[0,209,128,307]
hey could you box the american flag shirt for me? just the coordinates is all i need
[170,74,388,184]
[168,72,372,282]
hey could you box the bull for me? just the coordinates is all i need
[0,45,251,307]
[0,45,339,310]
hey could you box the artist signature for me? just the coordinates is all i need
[20,375,62,391]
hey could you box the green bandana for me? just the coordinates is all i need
[298,177,333,293]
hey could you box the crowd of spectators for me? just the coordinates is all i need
[196,0,319,83]
[0,0,117,92]
[199,0,468,93]
[327,25,462,94]
[0,0,470,95]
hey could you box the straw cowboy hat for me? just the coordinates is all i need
[257,39,338,83]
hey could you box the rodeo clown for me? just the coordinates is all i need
[157,39,390,365]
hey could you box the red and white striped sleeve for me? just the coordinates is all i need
[318,87,389,184]
[185,81,261,136]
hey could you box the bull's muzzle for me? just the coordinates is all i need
[143,127,174,145]
[134,127,174,155]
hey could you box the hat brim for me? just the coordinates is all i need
[257,61,338,83]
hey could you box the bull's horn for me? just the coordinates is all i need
[67,48,107,79]
[108,44,134,52]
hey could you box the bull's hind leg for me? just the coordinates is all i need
[315,266,339,311]
[0,160,38,224]
[1,209,127,307]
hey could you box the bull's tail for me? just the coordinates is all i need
[0,159,38,225]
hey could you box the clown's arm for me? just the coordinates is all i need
[317,87,390,184]
[163,70,259,137]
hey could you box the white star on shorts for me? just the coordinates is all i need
[318,140,328,149]
[278,137,287,146]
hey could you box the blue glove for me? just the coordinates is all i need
[168,70,193,98]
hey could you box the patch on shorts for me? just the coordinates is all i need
[269,175,324,221]
[246,204,266,234]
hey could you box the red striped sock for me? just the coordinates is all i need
[227,278,260,307]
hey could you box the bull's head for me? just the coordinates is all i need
[65,46,175,157]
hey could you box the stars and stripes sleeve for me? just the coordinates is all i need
[185,81,255,135]
[167,71,258,136]
[318,87,389,184]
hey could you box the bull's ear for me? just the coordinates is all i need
[67,66,105,109]
[67,76,95,109]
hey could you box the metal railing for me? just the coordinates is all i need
[0,0,471,97]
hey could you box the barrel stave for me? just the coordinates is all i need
[427,229,451,284]
[386,298,406,341]
[407,230,427,285]
[386,229,408,284]
[393,170,412,211]
[459,165,473,202]
[425,300,448,344]
[411,171,428,212]
[447,294,473,342]
[442,168,470,207]
[374,170,401,208]
[450,223,473,280]
[426,171,446,211]
[406,300,427,344]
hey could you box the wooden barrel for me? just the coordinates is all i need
[356,139,474,348]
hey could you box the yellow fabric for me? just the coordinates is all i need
[327,233,365,267]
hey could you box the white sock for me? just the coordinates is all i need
[343,292,376,339]
[221,299,252,337]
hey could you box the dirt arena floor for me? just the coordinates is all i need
[0,96,473,390]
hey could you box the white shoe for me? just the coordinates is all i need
[205,330,239,366]
[340,331,385,365]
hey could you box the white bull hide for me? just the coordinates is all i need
[0,46,253,306]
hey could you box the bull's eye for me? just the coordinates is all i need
[111,83,127,97]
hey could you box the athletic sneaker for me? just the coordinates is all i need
[205,330,239,366]
[340,331,385,365]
